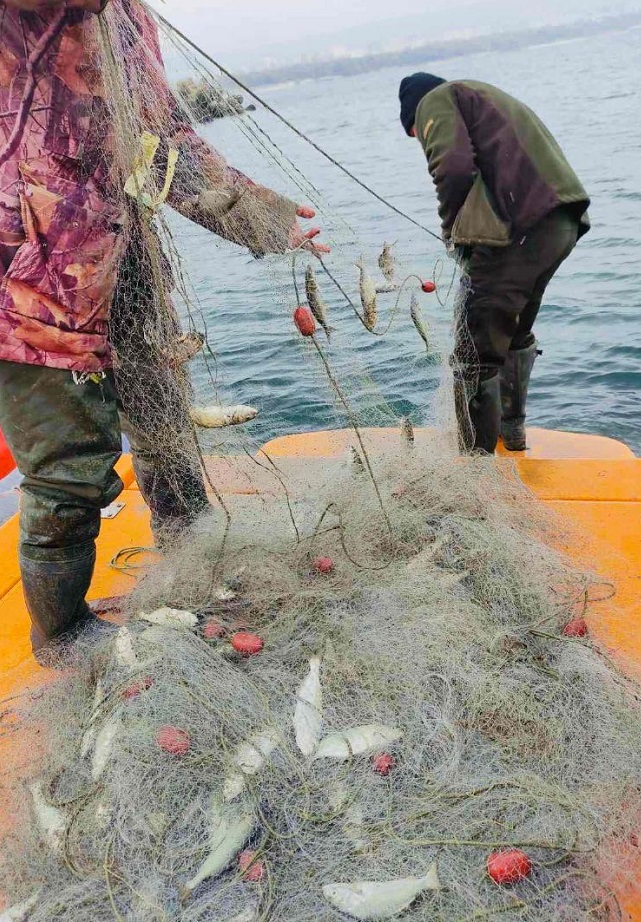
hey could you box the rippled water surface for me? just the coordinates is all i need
[176,27,641,452]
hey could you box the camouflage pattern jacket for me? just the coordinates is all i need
[0,0,294,372]
[414,80,590,248]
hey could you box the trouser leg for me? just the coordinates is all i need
[118,402,209,542]
[499,217,579,450]
[108,239,209,544]
[0,361,123,655]
[454,209,579,454]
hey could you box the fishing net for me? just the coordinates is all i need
[2,439,641,921]
[1,1,641,920]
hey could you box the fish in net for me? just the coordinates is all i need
[1,2,640,920]
[2,438,641,920]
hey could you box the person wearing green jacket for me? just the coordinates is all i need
[399,73,590,453]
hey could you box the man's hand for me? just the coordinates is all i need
[289,206,331,256]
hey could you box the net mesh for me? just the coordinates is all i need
[0,2,640,920]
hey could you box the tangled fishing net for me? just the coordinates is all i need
[1,1,641,920]
[2,440,641,921]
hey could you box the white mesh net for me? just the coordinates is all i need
[1,3,639,921]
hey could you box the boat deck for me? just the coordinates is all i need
[0,427,640,915]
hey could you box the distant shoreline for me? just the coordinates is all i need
[239,12,641,89]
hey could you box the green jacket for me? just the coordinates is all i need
[414,80,590,247]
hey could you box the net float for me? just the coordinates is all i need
[157,726,191,756]
[232,632,265,656]
[312,557,334,575]
[487,850,532,885]
[122,676,153,700]
[421,280,436,293]
[294,306,316,337]
[563,618,588,638]
[372,753,395,776]
[203,618,226,640]
[239,849,266,882]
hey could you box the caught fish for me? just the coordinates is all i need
[223,729,281,801]
[165,331,205,368]
[195,186,243,220]
[30,782,66,853]
[92,711,121,781]
[400,418,415,446]
[305,264,331,340]
[328,784,369,852]
[378,241,396,282]
[375,282,399,294]
[410,294,430,353]
[190,405,259,429]
[322,864,441,920]
[344,802,369,853]
[314,724,402,761]
[0,892,40,922]
[138,608,198,629]
[183,799,255,898]
[80,680,104,759]
[115,626,138,669]
[356,258,378,332]
[294,657,323,756]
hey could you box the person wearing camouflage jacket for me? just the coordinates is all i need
[0,0,327,658]
[399,73,590,454]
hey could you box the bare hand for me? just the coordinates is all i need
[290,206,331,256]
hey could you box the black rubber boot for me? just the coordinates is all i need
[500,342,540,451]
[454,373,501,455]
[20,541,97,662]
[469,375,501,454]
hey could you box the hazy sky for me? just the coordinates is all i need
[150,0,637,68]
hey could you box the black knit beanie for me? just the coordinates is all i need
[399,72,447,135]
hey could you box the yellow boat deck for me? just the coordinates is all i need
[1,426,640,915]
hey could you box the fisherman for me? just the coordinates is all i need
[399,73,590,454]
[0,0,328,658]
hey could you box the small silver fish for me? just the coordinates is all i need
[80,680,104,760]
[223,729,281,801]
[322,864,441,920]
[314,724,401,761]
[115,626,138,669]
[190,405,259,429]
[378,241,396,282]
[375,282,399,294]
[30,782,67,853]
[138,608,199,629]
[92,711,121,781]
[294,657,323,757]
[183,799,255,898]
[356,258,378,332]
[400,418,415,446]
[305,265,331,340]
[165,331,205,368]
[410,294,430,353]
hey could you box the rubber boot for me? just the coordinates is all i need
[19,541,97,662]
[454,374,501,455]
[500,342,540,451]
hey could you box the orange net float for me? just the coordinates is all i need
[0,427,15,480]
